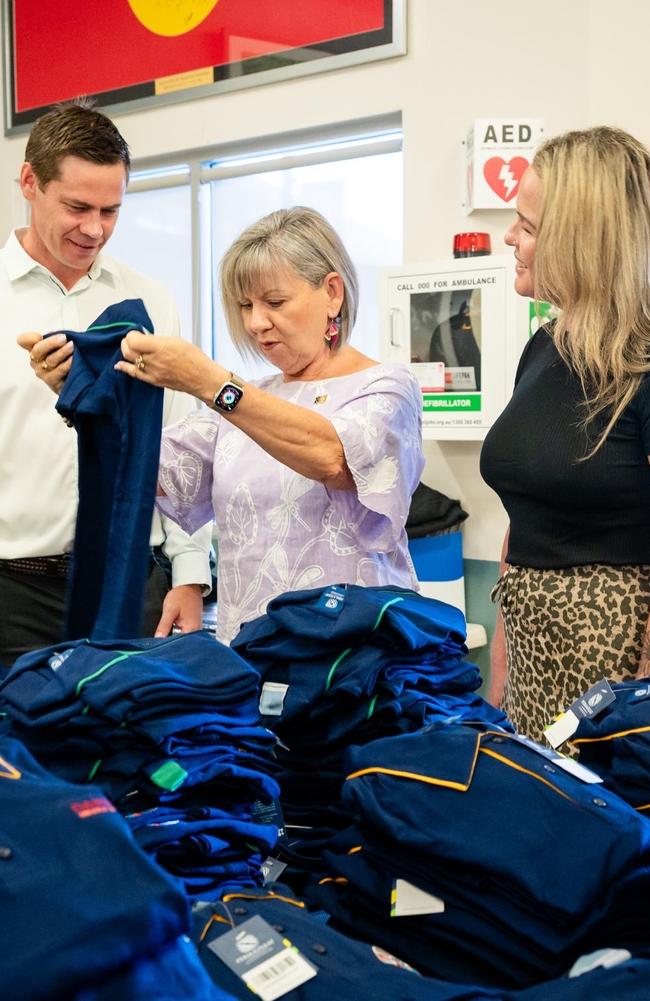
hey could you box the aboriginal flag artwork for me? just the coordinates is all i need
[4,0,404,133]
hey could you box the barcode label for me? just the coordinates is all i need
[243,946,316,1000]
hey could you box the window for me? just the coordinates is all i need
[110,181,193,342]
[109,115,403,379]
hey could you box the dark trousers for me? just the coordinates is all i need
[0,560,170,671]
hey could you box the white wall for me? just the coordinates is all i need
[1,0,647,565]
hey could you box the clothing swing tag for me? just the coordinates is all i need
[570,678,616,720]
[553,757,604,784]
[260,682,289,716]
[260,856,288,885]
[390,879,445,917]
[251,798,288,845]
[568,947,632,978]
[208,915,317,1000]
[544,679,615,748]
[544,710,579,749]
[510,733,603,783]
[510,732,569,759]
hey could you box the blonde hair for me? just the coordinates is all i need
[219,206,358,360]
[532,126,650,454]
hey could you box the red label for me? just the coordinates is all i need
[70,797,116,819]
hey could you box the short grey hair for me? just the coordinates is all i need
[219,206,359,359]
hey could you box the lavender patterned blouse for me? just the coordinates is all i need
[157,363,424,644]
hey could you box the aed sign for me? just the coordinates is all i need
[463,118,544,212]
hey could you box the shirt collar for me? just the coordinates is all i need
[4,229,120,285]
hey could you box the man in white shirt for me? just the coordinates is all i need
[2,100,212,668]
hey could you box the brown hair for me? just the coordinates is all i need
[25,98,130,188]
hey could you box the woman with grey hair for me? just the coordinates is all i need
[116,206,424,643]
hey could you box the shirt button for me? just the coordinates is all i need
[233,906,248,915]
[0,846,12,859]
[592,798,608,808]
[312,944,327,955]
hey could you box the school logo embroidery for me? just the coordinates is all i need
[70,797,116,819]
[371,945,418,973]
[48,648,75,671]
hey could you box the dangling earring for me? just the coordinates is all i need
[324,315,341,348]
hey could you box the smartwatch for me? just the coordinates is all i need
[211,372,245,413]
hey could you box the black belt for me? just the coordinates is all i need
[0,547,165,580]
[0,555,72,579]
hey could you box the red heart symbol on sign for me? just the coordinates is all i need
[483,156,529,202]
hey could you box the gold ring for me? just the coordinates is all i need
[136,354,146,372]
[29,352,36,362]
[41,360,50,372]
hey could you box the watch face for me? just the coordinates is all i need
[214,382,244,412]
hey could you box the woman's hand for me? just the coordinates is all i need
[17,331,74,395]
[115,331,222,402]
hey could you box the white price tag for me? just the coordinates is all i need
[208,915,317,1000]
[243,946,317,1000]
[260,682,289,716]
[544,709,579,749]
[391,879,445,917]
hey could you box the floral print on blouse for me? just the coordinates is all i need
[157,363,424,643]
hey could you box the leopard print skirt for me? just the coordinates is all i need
[492,563,650,743]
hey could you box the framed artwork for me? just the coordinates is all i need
[3,0,405,135]
[381,255,529,440]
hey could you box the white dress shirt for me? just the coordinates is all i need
[0,229,212,590]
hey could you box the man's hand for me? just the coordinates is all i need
[17,331,74,395]
[154,583,204,637]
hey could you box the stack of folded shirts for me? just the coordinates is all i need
[510,948,650,1000]
[233,584,509,858]
[0,632,280,899]
[191,886,650,1000]
[0,734,218,1001]
[191,885,506,1001]
[569,678,650,815]
[306,722,650,989]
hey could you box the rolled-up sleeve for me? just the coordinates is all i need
[157,410,220,535]
[328,368,424,552]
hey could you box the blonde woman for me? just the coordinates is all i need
[480,126,650,740]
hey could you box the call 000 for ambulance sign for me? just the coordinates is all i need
[3,0,405,134]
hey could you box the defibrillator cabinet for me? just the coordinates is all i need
[380,254,530,439]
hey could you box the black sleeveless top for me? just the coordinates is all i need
[480,327,650,567]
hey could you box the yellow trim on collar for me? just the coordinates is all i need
[479,747,575,801]
[572,724,650,744]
